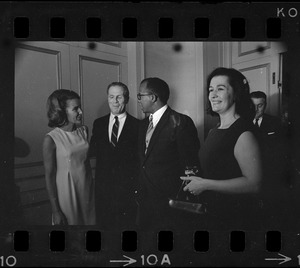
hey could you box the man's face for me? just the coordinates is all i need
[137,82,155,114]
[251,97,266,119]
[107,85,127,115]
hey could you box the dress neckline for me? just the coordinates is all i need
[216,118,240,130]
[57,125,81,133]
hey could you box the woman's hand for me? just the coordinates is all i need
[180,176,209,195]
[52,211,68,225]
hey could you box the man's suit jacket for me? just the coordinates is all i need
[255,113,289,195]
[90,113,139,229]
[255,113,284,153]
[259,113,282,138]
[137,107,200,230]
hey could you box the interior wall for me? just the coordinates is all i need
[127,42,144,119]
[14,41,138,225]
[144,42,205,143]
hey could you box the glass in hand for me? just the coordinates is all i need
[175,165,199,201]
[184,166,199,201]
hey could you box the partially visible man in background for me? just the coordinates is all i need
[250,91,282,139]
[250,90,290,228]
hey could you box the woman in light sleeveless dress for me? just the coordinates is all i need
[43,89,95,225]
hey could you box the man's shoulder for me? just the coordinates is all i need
[263,113,281,124]
[262,113,282,134]
[167,108,195,127]
[93,114,110,125]
[169,108,192,120]
[126,113,139,122]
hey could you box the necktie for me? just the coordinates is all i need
[254,118,259,127]
[111,116,119,147]
[145,114,154,154]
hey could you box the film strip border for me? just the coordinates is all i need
[1,229,299,266]
[12,230,282,253]
[1,2,300,266]
[13,17,282,40]
[0,2,299,40]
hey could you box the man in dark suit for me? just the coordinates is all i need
[250,91,282,143]
[250,91,289,227]
[90,82,139,230]
[136,77,201,231]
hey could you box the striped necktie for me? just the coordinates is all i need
[145,114,154,154]
[111,116,119,147]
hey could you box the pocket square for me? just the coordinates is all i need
[267,132,275,135]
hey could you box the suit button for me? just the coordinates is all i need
[142,166,145,169]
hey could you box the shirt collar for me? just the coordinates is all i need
[110,111,127,121]
[253,116,263,125]
[151,105,168,127]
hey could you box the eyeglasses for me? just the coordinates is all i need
[137,93,154,100]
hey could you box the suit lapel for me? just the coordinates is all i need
[260,116,268,132]
[140,117,149,157]
[117,113,131,144]
[103,115,110,143]
[144,107,171,160]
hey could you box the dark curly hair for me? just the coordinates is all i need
[46,89,80,128]
[206,67,255,121]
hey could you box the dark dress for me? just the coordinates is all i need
[199,118,261,230]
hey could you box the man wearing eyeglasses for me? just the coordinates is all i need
[136,77,201,231]
[90,82,139,230]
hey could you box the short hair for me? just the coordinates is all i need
[107,82,129,103]
[140,77,170,104]
[47,89,80,128]
[206,67,255,121]
[250,91,267,102]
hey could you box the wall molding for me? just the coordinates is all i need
[238,42,271,57]
[100,41,121,48]
[15,173,44,182]
[17,43,63,88]
[78,55,121,124]
[238,63,271,96]
[15,161,43,169]
[22,199,50,209]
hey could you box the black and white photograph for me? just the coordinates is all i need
[1,2,300,267]
[13,41,300,231]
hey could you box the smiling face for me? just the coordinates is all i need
[107,85,127,115]
[65,98,82,125]
[208,75,235,115]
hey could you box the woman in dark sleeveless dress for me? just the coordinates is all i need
[181,68,262,230]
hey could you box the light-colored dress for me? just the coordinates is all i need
[47,125,95,225]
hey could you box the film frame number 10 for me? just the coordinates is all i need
[0,256,17,267]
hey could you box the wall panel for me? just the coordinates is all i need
[15,42,132,224]
[70,45,128,139]
[15,42,71,225]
